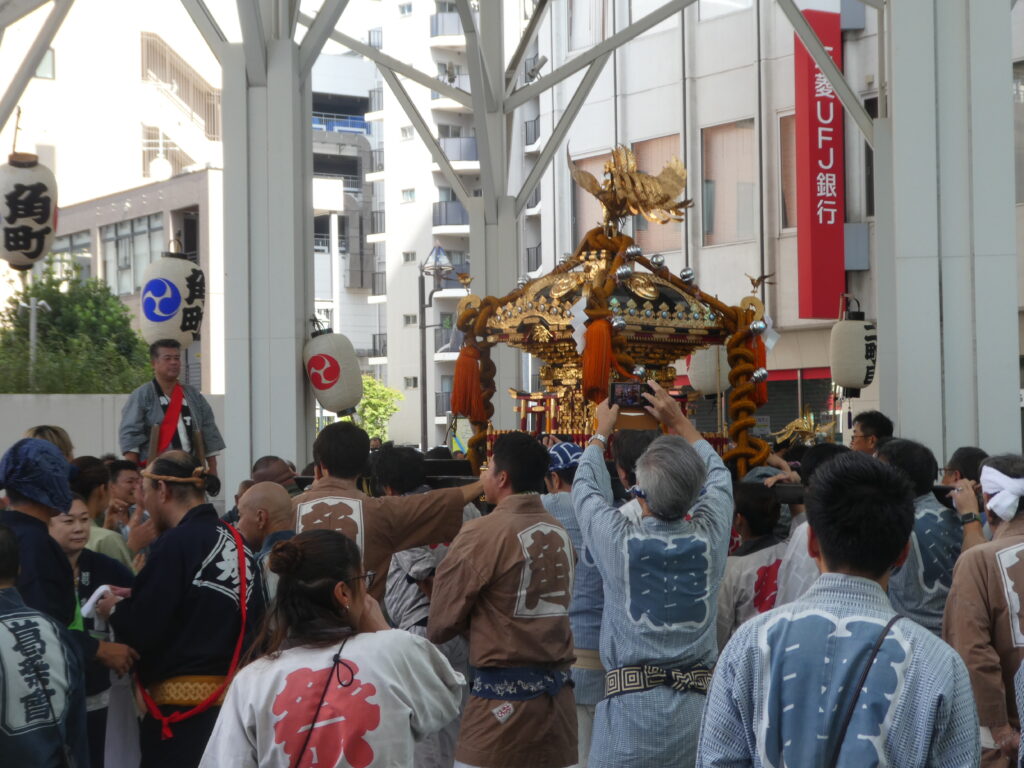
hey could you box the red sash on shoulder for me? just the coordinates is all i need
[157,384,186,456]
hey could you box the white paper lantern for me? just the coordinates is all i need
[687,347,731,396]
[140,253,205,350]
[303,330,363,414]
[0,152,57,270]
[829,311,877,397]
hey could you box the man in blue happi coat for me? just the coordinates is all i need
[571,382,733,767]
[697,451,979,768]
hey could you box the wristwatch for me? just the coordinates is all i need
[959,512,982,526]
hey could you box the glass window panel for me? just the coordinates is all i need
[779,114,797,230]
[572,152,611,241]
[699,0,752,20]
[116,221,132,237]
[633,135,682,253]
[315,251,333,300]
[103,240,118,292]
[701,119,756,245]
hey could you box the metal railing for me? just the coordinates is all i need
[313,234,349,253]
[312,172,362,193]
[368,28,383,49]
[526,186,541,208]
[433,200,470,227]
[368,87,383,112]
[370,210,386,234]
[430,12,463,36]
[524,116,540,145]
[434,326,463,352]
[141,32,221,140]
[372,333,388,357]
[370,149,385,172]
[431,73,471,98]
[435,391,452,417]
[312,111,369,134]
[372,271,386,295]
[439,136,478,161]
[526,244,541,271]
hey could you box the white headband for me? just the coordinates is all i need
[980,465,1024,522]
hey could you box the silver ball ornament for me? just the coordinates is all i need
[650,253,665,268]
[624,244,642,262]
[615,264,633,283]
[517,276,528,289]
[610,316,627,332]
[749,320,767,335]
[632,365,646,378]
[751,367,769,383]
[679,267,695,284]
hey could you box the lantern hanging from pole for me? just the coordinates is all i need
[687,346,731,396]
[829,308,877,398]
[0,152,57,271]
[303,327,363,415]
[140,252,205,349]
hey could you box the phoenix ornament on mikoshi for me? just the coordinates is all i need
[569,146,692,225]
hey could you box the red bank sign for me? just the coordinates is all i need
[794,9,845,319]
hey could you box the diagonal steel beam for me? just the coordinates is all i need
[515,53,611,217]
[504,0,550,98]
[0,0,49,29]
[296,12,473,106]
[455,0,496,112]
[179,0,226,60]
[236,0,268,85]
[379,68,473,208]
[0,0,73,133]
[776,0,874,146]
[506,0,694,112]
[298,0,348,75]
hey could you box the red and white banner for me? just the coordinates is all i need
[794,7,845,319]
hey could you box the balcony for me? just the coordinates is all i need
[435,390,452,417]
[368,28,383,50]
[431,74,472,113]
[312,111,369,135]
[313,173,361,193]
[368,210,386,243]
[366,149,385,182]
[432,136,479,174]
[526,243,541,272]
[372,332,388,358]
[434,326,463,353]
[368,87,383,113]
[430,12,477,48]
[314,234,349,253]
[524,116,540,148]
[371,270,386,296]
[439,261,470,290]
[525,186,541,212]
[433,200,470,233]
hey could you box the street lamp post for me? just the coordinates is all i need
[419,245,453,451]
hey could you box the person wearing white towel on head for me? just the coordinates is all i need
[944,454,1024,768]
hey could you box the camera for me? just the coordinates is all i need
[609,381,653,408]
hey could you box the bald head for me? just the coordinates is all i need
[236,481,294,550]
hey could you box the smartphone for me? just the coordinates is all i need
[609,381,653,408]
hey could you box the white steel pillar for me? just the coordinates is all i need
[221,32,315,488]
[876,0,1019,457]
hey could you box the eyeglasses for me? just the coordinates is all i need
[346,571,376,589]
[849,432,865,445]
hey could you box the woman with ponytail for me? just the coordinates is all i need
[200,529,465,768]
[99,450,265,768]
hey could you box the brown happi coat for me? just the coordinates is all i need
[944,516,1024,765]
[292,476,465,601]
[428,493,577,768]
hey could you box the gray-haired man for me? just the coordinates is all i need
[571,382,733,767]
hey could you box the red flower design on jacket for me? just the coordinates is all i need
[753,558,782,613]
[272,664,381,768]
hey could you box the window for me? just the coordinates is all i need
[436,1,456,11]
[101,213,165,294]
[401,188,416,203]
[403,313,417,325]
[437,123,463,138]
[399,2,413,15]
[699,0,753,21]
[437,186,457,202]
[34,48,54,79]
[400,125,414,140]
[569,0,605,51]
[779,114,797,230]
[33,230,91,282]
[572,152,611,241]
[404,376,419,388]
[403,250,417,262]
[632,135,682,253]
[701,119,756,245]
[315,250,333,301]
[863,97,879,216]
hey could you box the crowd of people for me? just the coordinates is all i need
[4,348,1024,767]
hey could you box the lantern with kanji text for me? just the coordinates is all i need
[828,310,877,398]
[0,152,57,270]
[139,252,205,350]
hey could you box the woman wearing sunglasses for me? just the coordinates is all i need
[200,529,465,768]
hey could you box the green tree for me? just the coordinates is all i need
[355,375,404,440]
[0,259,152,393]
